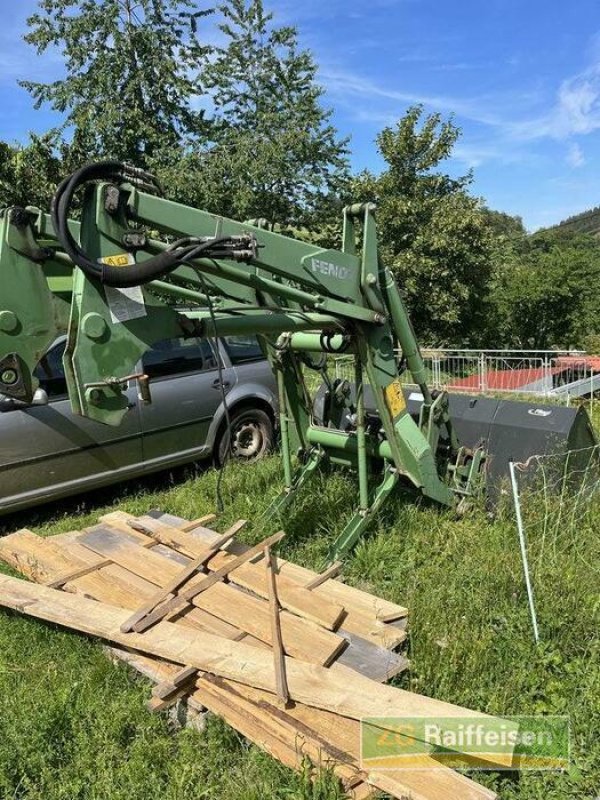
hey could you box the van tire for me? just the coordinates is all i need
[215,407,274,467]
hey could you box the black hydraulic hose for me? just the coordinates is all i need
[51,160,231,288]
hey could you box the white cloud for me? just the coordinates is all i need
[319,67,509,128]
[509,58,600,142]
[566,142,585,168]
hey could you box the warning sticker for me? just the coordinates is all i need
[104,285,147,324]
[384,380,406,418]
[99,253,135,268]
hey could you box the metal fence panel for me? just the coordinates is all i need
[329,349,597,411]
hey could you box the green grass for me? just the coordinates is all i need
[0,404,598,800]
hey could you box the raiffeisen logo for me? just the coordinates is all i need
[360,715,570,772]
[311,258,351,281]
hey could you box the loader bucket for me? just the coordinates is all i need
[404,390,598,501]
[313,384,598,501]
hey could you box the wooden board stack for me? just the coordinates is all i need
[0,510,503,800]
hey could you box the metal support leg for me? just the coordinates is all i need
[355,357,369,513]
[327,467,399,564]
[276,368,293,490]
[262,450,324,522]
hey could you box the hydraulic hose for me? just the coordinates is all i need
[51,161,249,288]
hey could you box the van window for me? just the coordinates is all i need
[223,335,264,365]
[142,336,218,379]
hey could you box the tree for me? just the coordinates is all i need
[0,135,64,209]
[352,106,496,346]
[489,231,600,350]
[482,208,527,242]
[186,0,349,226]
[21,0,212,167]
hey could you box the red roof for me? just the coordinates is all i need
[555,355,600,372]
[450,367,560,391]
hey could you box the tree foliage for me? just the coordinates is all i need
[353,106,495,346]
[0,135,64,209]
[489,230,600,350]
[21,0,211,167]
[189,0,350,225]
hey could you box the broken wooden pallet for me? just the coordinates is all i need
[0,511,506,800]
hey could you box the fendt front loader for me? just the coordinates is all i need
[0,161,596,560]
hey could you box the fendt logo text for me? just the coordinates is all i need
[311,258,350,281]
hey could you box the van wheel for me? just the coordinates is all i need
[215,408,274,466]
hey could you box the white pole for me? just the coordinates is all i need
[509,460,540,644]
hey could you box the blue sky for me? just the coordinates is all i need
[2,0,600,229]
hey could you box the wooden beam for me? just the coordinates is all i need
[0,532,495,800]
[44,533,160,589]
[44,559,113,589]
[0,530,265,646]
[130,530,285,633]
[0,572,517,769]
[152,666,199,700]
[305,561,343,591]
[264,546,289,706]
[75,527,346,666]
[103,512,346,631]
[138,512,409,639]
[181,515,217,532]
[119,530,235,633]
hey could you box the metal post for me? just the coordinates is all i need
[509,460,540,644]
[480,352,487,393]
[276,368,293,490]
[355,357,369,512]
[433,356,441,390]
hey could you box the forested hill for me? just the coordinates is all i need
[550,206,600,236]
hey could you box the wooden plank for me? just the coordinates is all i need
[1,534,493,799]
[1,528,391,677]
[148,511,409,624]
[109,647,495,800]
[0,529,75,583]
[152,666,199,700]
[137,512,407,642]
[0,573,517,769]
[152,513,408,650]
[0,530,264,647]
[115,529,285,633]
[76,527,346,666]
[0,540,370,797]
[305,561,343,590]
[102,512,346,632]
[106,649,493,800]
[120,530,235,633]
[205,680,498,800]
[180,514,217,532]
[102,653,372,798]
[44,531,161,589]
[45,559,113,588]
[3,527,400,679]
[264,545,289,705]
[336,631,409,682]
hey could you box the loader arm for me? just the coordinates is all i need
[0,161,484,559]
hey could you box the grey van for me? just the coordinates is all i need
[0,334,278,515]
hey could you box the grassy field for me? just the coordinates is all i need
[0,404,598,800]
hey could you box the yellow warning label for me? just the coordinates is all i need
[384,380,406,418]
[99,253,135,268]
